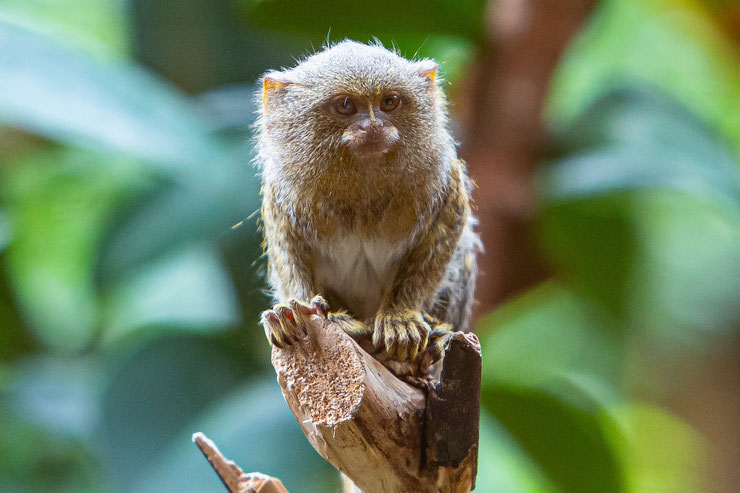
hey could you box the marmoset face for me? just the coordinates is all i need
[327,91,401,157]
[258,41,442,168]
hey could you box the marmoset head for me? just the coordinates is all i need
[256,40,449,173]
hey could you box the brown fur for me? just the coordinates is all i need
[256,40,481,364]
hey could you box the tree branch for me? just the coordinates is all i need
[193,432,290,493]
[269,315,481,493]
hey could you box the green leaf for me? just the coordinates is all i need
[96,157,261,286]
[1,147,149,352]
[539,89,740,344]
[0,18,227,170]
[130,379,339,493]
[0,266,34,361]
[602,405,707,493]
[548,0,740,153]
[241,0,486,44]
[1,356,107,492]
[479,282,621,388]
[0,208,9,252]
[98,335,251,491]
[537,193,640,320]
[480,284,625,493]
[482,384,624,493]
[477,410,560,493]
[102,244,240,344]
[5,355,103,439]
[0,0,129,57]
[0,407,106,493]
[545,88,740,205]
[625,192,740,340]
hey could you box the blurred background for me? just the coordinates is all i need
[0,0,738,491]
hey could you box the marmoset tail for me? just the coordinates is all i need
[256,40,481,371]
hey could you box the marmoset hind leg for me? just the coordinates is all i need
[427,225,481,332]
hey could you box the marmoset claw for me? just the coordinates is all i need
[373,309,431,362]
[260,295,329,348]
[425,323,453,366]
[309,295,330,318]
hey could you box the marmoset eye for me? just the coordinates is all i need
[333,96,357,115]
[380,94,400,112]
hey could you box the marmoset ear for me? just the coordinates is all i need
[262,71,295,105]
[414,59,438,87]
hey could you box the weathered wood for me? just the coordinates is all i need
[425,332,481,490]
[270,315,481,493]
[193,432,290,493]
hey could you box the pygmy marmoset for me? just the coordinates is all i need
[256,41,480,372]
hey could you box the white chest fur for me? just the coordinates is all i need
[315,235,407,320]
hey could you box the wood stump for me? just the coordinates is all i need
[270,315,481,493]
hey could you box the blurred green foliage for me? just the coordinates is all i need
[0,0,737,492]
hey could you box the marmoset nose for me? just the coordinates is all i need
[356,119,383,134]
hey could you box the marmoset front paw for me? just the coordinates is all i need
[260,295,328,348]
[373,309,432,362]
[371,312,454,385]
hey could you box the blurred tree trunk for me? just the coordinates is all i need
[458,0,596,317]
[669,335,740,493]
[707,1,740,42]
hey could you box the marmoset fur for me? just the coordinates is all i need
[256,40,480,372]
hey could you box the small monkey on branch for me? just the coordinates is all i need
[256,41,481,380]
[251,41,482,492]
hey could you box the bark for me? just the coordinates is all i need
[193,432,289,493]
[270,315,481,493]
